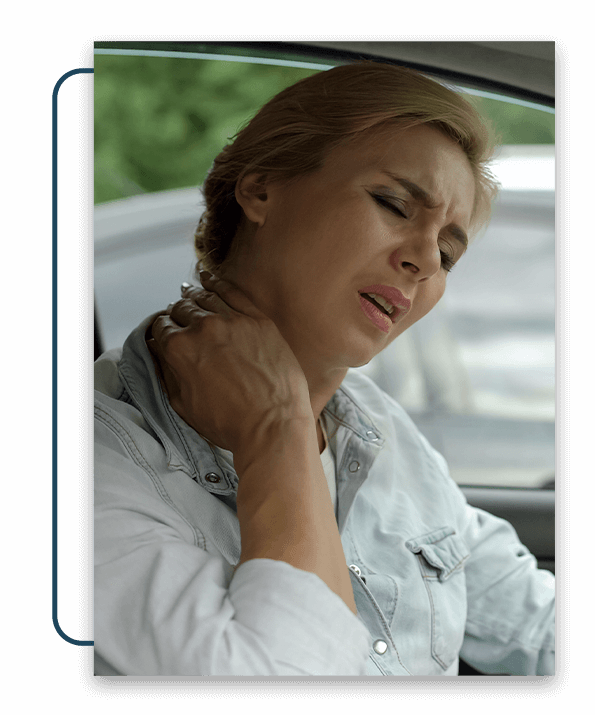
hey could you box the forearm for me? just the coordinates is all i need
[235,417,357,615]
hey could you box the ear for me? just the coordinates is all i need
[235,173,270,227]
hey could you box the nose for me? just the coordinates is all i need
[388,224,442,280]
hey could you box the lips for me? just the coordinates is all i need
[358,285,411,322]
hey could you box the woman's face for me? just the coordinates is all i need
[224,123,477,373]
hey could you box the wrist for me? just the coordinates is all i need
[233,412,317,475]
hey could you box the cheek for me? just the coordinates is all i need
[287,213,369,273]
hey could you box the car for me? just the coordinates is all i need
[92,40,556,674]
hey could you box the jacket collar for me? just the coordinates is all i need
[117,313,385,496]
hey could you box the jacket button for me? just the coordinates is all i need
[348,461,360,472]
[349,564,366,583]
[365,430,379,442]
[205,473,221,484]
[373,639,388,655]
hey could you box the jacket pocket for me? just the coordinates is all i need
[405,527,469,670]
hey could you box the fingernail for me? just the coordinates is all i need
[180,282,191,293]
[199,270,213,281]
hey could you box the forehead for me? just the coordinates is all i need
[333,123,471,176]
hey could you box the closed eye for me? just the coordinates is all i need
[371,193,407,218]
[372,191,458,272]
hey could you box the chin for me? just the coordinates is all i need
[348,355,374,369]
[336,335,386,370]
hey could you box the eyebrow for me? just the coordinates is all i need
[380,171,469,250]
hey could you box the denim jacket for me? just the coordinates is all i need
[94,314,555,676]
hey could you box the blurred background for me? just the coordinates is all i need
[94,47,555,490]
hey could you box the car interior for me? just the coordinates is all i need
[93,40,556,675]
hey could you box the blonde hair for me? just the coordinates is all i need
[194,61,499,273]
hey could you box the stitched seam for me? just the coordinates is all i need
[347,532,411,675]
[95,405,207,550]
[415,554,449,670]
[332,387,385,442]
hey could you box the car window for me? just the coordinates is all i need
[94,47,555,490]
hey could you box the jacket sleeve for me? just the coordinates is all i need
[94,417,372,676]
[456,501,555,675]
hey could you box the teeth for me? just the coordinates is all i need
[367,293,395,316]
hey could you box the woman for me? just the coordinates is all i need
[94,62,555,676]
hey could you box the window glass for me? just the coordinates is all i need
[94,50,555,489]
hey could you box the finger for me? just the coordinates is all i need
[150,312,183,348]
[178,286,235,318]
[196,271,265,319]
[146,314,167,376]
[168,297,212,327]
[149,313,193,376]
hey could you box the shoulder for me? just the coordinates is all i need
[339,369,456,494]
[95,348,125,400]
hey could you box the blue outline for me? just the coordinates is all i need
[52,67,94,646]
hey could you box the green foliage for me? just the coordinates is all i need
[94,55,555,205]
[468,95,555,145]
[94,56,317,204]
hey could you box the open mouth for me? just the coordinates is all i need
[358,293,392,334]
[360,292,396,320]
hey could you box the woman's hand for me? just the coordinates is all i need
[148,272,313,462]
